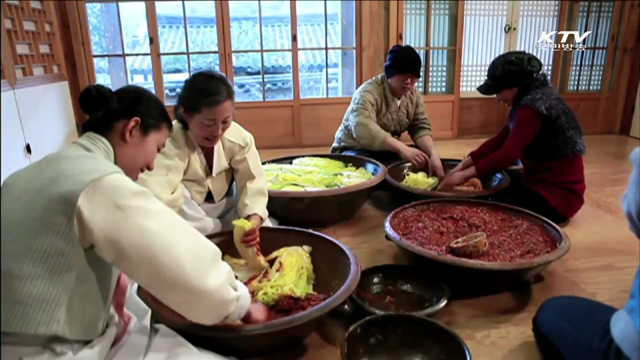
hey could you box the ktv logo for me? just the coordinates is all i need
[537,31,592,52]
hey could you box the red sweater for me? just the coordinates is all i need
[469,106,586,219]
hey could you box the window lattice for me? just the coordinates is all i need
[403,0,457,95]
[566,1,614,92]
[2,0,64,80]
[516,0,560,78]
[86,1,155,95]
[460,0,509,93]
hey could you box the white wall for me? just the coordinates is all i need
[1,90,30,183]
[1,81,78,183]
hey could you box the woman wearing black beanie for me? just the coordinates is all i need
[331,45,444,178]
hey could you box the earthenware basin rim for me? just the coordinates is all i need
[351,264,450,317]
[262,154,386,197]
[340,313,472,360]
[384,198,571,271]
[385,158,511,198]
[143,226,361,336]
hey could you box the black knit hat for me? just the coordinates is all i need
[477,51,543,95]
[384,45,422,79]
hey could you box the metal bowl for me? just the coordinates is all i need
[138,226,361,357]
[351,264,449,317]
[384,199,571,283]
[341,314,472,360]
[385,158,510,199]
[263,154,386,228]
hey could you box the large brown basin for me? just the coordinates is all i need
[384,199,571,284]
[263,154,386,228]
[138,226,361,357]
[386,159,510,200]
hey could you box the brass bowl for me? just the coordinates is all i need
[263,154,386,228]
[138,226,361,357]
[384,199,571,282]
[385,159,510,199]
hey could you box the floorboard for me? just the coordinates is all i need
[252,135,640,360]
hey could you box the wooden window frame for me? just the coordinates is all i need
[73,0,362,106]
[394,0,460,97]
[456,0,563,97]
[557,0,623,94]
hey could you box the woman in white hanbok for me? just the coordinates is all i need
[0,84,267,359]
[137,71,276,242]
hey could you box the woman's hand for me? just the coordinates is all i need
[400,145,430,169]
[438,171,468,190]
[450,156,474,174]
[242,303,269,324]
[242,214,263,248]
[428,154,445,180]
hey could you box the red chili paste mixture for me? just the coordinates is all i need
[390,203,558,262]
[357,285,432,312]
[266,293,330,320]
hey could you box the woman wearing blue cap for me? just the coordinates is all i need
[331,45,444,178]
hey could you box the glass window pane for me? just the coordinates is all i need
[93,57,126,89]
[296,0,326,49]
[403,0,429,48]
[461,0,509,93]
[261,1,291,50]
[155,1,187,53]
[428,49,455,94]
[298,50,326,98]
[118,2,150,54]
[86,3,123,55]
[229,1,261,51]
[327,49,355,97]
[578,1,613,49]
[566,49,606,92]
[264,51,293,100]
[516,0,560,79]
[185,1,218,52]
[589,50,606,91]
[430,0,458,48]
[327,0,355,48]
[233,52,263,102]
[162,55,189,105]
[126,55,155,93]
[190,53,220,74]
[563,1,614,93]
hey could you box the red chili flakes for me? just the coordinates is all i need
[390,203,558,262]
[269,293,330,318]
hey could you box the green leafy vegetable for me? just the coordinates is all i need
[264,157,373,191]
[402,171,439,190]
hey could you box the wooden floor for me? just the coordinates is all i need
[256,135,640,360]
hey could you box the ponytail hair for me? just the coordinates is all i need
[79,84,171,135]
